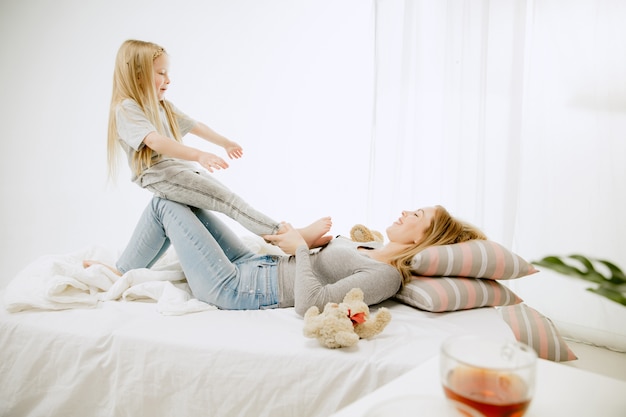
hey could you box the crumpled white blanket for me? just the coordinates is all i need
[3,245,217,315]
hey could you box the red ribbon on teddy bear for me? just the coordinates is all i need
[347,308,366,325]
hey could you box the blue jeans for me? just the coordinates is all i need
[116,197,280,310]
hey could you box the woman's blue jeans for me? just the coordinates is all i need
[116,197,280,310]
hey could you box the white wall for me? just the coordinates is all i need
[2,0,625,290]
[0,0,375,287]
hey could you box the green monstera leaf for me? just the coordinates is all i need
[532,254,626,307]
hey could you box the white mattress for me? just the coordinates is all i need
[0,295,514,417]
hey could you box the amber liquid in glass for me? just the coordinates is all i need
[443,366,531,417]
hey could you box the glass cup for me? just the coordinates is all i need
[440,335,537,417]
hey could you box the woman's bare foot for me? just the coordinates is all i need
[293,217,333,248]
[82,260,122,277]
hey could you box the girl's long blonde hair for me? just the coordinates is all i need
[390,205,487,284]
[107,39,183,179]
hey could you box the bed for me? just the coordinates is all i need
[0,239,576,417]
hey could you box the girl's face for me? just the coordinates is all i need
[153,54,170,101]
[386,207,436,245]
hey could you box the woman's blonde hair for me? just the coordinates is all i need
[107,39,183,179]
[389,205,487,284]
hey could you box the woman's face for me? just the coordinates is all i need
[386,207,436,245]
[153,53,170,101]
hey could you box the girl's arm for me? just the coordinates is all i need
[143,131,229,173]
[190,122,243,160]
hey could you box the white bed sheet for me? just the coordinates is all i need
[0,244,515,417]
[0,296,514,417]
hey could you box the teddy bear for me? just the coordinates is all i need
[350,224,384,243]
[303,288,392,349]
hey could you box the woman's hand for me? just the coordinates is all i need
[264,223,307,255]
[197,152,229,173]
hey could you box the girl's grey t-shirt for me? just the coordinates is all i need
[115,98,198,185]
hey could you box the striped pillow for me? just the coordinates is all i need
[499,304,577,362]
[411,240,538,280]
[395,276,523,313]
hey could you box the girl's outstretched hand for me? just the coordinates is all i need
[198,152,229,173]
[224,141,243,159]
[264,223,307,255]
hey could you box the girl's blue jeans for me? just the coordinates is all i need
[116,197,280,310]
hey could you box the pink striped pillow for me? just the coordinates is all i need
[395,276,523,313]
[499,304,577,362]
[411,240,538,280]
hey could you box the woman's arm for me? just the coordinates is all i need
[292,245,401,316]
[265,225,401,315]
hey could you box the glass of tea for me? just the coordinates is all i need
[440,335,537,417]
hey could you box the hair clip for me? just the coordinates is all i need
[153,48,165,60]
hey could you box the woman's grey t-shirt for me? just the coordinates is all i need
[277,236,402,315]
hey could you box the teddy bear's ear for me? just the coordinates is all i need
[344,287,364,302]
[304,305,320,318]
[350,224,374,242]
[322,302,339,313]
[350,224,384,243]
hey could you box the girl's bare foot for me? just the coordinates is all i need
[294,217,332,248]
[82,260,122,277]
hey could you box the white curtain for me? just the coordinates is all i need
[370,0,626,264]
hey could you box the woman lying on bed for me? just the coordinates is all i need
[86,197,485,315]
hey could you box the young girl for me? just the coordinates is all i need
[108,39,330,247]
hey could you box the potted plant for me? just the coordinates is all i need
[532,255,626,307]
